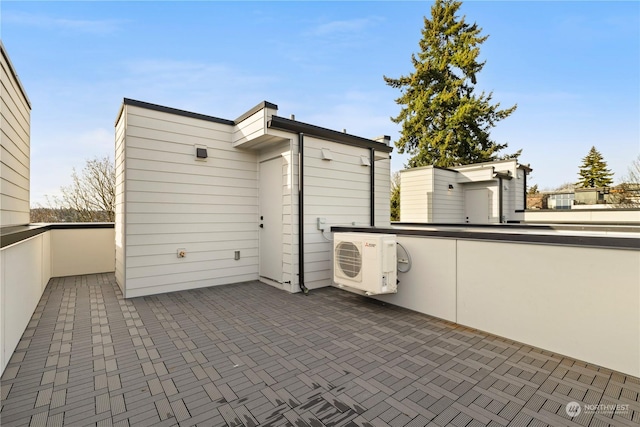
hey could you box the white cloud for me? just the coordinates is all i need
[3,11,124,34]
[308,17,381,37]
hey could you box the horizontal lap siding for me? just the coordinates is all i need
[374,156,391,226]
[233,110,265,146]
[432,170,463,223]
[1,49,30,226]
[303,139,371,289]
[400,168,432,222]
[512,167,526,217]
[457,168,494,182]
[115,112,126,292]
[124,105,259,296]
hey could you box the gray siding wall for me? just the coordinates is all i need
[400,168,433,222]
[1,46,31,227]
[122,105,259,297]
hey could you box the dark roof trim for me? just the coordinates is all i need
[268,116,393,153]
[234,101,278,124]
[394,221,640,233]
[122,98,234,125]
[399,165,460,173]
[120,98,279,127]
[494,171,513,180]
[1,223,114,249]
[1,41,31,109]
[331,225,639,251]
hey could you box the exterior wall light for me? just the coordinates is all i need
[448,184,454,190]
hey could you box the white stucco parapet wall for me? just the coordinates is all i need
[331,224,640,378]
[0,224,115,374]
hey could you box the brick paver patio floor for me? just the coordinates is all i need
[1,273,638,426]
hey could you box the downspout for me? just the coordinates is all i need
[523,169,527,210]
[498,177,504,223]
[370,148,375,226]
[298,133,308,294]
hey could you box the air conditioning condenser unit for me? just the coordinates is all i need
[333,233,397,295]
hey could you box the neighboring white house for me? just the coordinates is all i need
[115,99,392,298]
[1,41,31,227]
[400,159,531,223]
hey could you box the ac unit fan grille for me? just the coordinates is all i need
[335,241,362,279]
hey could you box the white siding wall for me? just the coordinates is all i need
[374,154,391,226]
[456,167,494,183]
[514,168,526,213]
[114,112,126,292]
[233,109,265,147]
[1,46,31,227]
[431,169,463,223]
[303,138,373,289]
[400,167,433,222]
[122,105,259,297]
[502,178,513,222]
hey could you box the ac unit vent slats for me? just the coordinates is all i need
[335,241,362,281]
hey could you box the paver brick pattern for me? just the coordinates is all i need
[1,273,638,426]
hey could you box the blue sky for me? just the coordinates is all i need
[2,1,638,205]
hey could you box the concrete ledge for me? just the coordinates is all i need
[332,224,640,251]
[1,223,114,249]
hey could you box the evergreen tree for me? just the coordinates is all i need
[384,0,518,168]
[390,172,400,221]
[577,146,614,188]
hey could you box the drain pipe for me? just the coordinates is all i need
[523,170,527,210]
[370,148,375,226]
[298,133,308,294]
[498,176,504,223]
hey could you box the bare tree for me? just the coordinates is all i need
[31,157,115,222]
[612,155,640,207]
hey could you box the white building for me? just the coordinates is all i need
[400,159,532,223]
[115,99,392,297]
[1,41,31,227]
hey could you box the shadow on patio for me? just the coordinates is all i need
[1,273,638,427]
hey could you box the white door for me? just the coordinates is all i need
[465,188,490,224]
[259,157,283,282]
